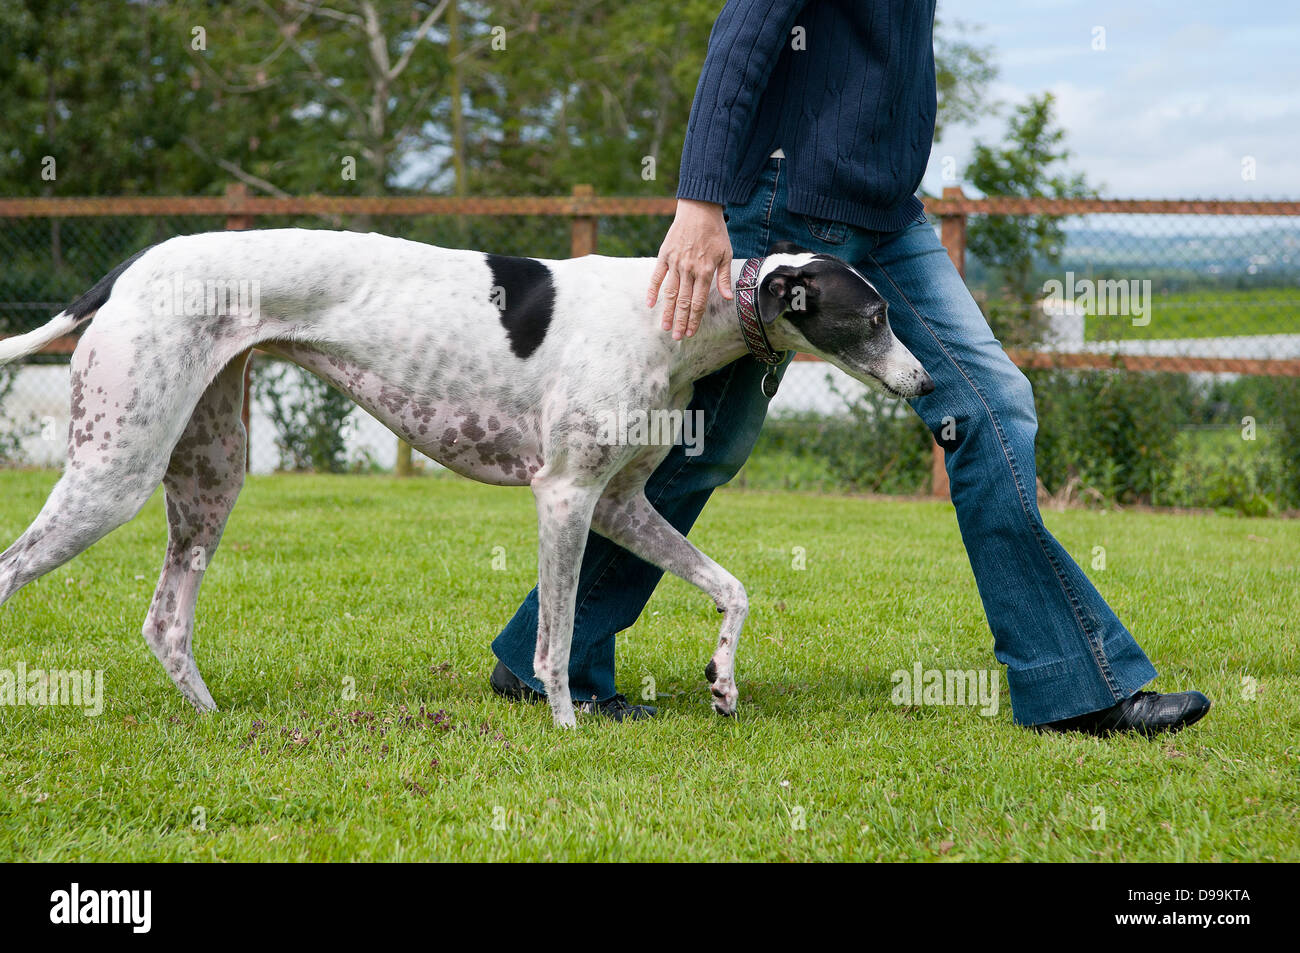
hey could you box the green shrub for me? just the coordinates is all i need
[1161,433,1279,515]
[1028,368,1192,504]
[1271,378,1300,509]
[743,368,1296,514]
[253,360,357,474]
[745,373,933,495]
[0,366,31,465]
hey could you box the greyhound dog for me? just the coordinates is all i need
[0,230,932,727]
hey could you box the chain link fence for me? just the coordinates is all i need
[976,206,1300,514]
[2,192,1298,512]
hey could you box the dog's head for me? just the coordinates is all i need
[755,243,933,398]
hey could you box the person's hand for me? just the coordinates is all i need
[646,198,733,340]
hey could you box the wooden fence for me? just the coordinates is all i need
[3,183,1299,495]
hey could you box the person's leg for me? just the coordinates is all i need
[492,158,794,702]
[853,215,1158,725]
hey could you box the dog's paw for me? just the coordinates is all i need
[709,678,738,717]
[549,698,577,729]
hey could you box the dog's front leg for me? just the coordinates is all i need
[530,475,603,728]
[591,490,748,716]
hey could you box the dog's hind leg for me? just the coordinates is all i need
[530,474,604,728]
[140,355,249,712]
[0,477,156,608]
[0,344,176,610]
[591,488,749,717]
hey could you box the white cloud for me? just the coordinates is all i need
[925,0,1300,199]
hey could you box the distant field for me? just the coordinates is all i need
[1085,286,1300,341]
[1,472,1296,861]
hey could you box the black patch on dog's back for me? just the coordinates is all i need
[486,253,554,359]
[65,246,153,320]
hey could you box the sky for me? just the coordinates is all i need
[923,0,1300,199]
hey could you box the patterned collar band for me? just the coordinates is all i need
[734,256,787,397]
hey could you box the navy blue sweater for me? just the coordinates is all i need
[677,0,937,232]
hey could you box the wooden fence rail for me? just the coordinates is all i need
[3,185,1298,219]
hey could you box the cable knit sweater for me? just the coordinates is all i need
[677,0,937,232]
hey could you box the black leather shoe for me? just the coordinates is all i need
[1038,690,1211,737]
[577,694,658,722]
[489,659,545,704]
[490,662,657,721]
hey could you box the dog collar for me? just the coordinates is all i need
[734,256,787,398]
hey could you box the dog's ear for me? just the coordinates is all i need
[759,268,820,324]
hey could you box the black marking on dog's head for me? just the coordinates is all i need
[65,245,153,321]
[767,241,812,257]
[487,253,554,359]
[759,253,892,362]
[756,243,819,325]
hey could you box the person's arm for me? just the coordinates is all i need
[648,0,809,340]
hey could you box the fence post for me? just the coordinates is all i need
[931,185,969,500]
[940,185,967,277]
[395,439,413,476]
[223,183,257,472]
[570,184,597,257]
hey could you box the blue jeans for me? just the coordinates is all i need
[493,157,1157,725]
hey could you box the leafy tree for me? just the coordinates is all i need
[965,93,1095,345]
[0,1,220,334]
[934,16,998,142]
[0,1,1001,204]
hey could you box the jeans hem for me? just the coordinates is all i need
[489,649,623,706]
[1008,635,1158,726]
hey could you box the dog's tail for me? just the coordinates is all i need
[0,245,151,366]
[0,310,91,365]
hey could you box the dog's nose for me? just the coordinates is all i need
[917,370,934,395]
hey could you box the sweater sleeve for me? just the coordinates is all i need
[677,0,810,205]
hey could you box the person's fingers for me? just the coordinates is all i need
[687,280,711,337]
[646,257,670,308]
[717,253,734,301]
[672,269,696,340]
[660,269,681,331]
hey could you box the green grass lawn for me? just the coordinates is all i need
[1,470,1297,861]
[1085,286,1300,341]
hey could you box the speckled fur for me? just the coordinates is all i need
[0,229,931,727]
